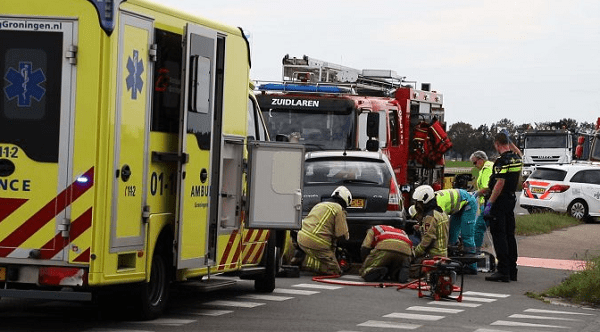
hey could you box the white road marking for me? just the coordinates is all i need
[274,288,320,295]
[132,318,196,326]
[509,313,581,321]
[426,301,481,308]
[460,296,497,303]
[203,300,265,308]
[405,306,464,314]
[383,312,445,321]
[357,320,421,329]
[292,283,344,290]
[491,320,570,329]
[238,294,294,301]
[462,291,510,298]
[183,309,233,316]
[524,308,596,316]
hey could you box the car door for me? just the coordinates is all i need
[571,169,600,216]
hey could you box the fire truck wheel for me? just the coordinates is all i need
[137,246,172,320]
[254,234,277,293]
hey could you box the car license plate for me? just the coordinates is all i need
[350,199,365,208]
[531,187,545,194]
[0,267,5,281]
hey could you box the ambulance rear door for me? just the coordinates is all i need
[110,11,154,252]
[0,17,79,263]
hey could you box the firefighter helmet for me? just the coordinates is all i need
[408,205,418,219]
[331,186,352,207]
[413,185,435,204]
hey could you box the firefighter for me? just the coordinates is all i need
[435,188,478,274]
[484,132,523,282]
[297,186,352,275]
[470,150,494,252]
[410,185,449,259]
[359,225,413,283]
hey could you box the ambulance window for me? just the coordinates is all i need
[151,29,182,133]
[247,96,268,141]
[0,30,62,162]
[186,33,220,150]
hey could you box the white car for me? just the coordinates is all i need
[520,163,600,221]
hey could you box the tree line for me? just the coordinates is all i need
[446,118,597,161]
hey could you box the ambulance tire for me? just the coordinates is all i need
[137,243,172,320]
[255,234,277,293]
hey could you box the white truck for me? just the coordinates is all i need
[520,128,575,178]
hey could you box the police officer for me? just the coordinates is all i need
[359,225,413,283]
[484,132,523,282]
[435,188,478,274]
[410,185,449,259]
[297,186,352,275]
[470,150,494,252]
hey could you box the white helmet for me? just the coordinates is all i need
[331,186,352,207]
[408,205,418,219]
[412,185,435,204]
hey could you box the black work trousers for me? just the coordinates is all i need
[487,193,518,276]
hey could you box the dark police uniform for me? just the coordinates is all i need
[487,150,522,280]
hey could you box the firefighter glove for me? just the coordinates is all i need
[483,202,493,216]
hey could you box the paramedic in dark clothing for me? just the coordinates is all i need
[483,132,523,282]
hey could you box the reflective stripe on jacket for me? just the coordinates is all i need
[297,202,349,250]
[436,189,465,215]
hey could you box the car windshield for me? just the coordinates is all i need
[304,158,390,186]
[529,168,567,181]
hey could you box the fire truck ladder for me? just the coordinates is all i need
[265,54,407,95]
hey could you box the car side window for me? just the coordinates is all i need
[570,171,586,183]
[589,170,600,185]
[571,170,600,185]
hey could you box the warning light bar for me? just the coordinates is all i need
[258,83,350,94]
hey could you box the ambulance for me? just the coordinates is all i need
[0,0,304,319]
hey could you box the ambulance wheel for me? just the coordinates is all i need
[138,245,171,320]
[255,234,276,293]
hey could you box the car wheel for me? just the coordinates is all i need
[567,199,588,220]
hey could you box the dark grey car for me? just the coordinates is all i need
[302,151,405,260]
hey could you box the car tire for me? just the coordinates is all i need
[567,199,588,221]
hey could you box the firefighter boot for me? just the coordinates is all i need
[362,267,388,282]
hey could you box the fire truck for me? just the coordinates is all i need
[0,0,304,319]
[256,55,451,205]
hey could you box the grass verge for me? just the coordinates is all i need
[539,255,600,306]
[518,212,599,307]
[515,212,582,236]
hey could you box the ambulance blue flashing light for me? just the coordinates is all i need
[258,83,350,93]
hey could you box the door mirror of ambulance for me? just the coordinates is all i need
[366,112,379,138]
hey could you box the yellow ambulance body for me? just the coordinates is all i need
[0,0,303,319]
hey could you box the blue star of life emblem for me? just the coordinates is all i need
[126,50,144,100]
[4,61,46,107]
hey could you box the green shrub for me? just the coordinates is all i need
[545,256,600,305]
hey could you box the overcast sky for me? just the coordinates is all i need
[154,0,600,128]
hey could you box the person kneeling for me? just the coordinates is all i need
[359,225,412,283]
